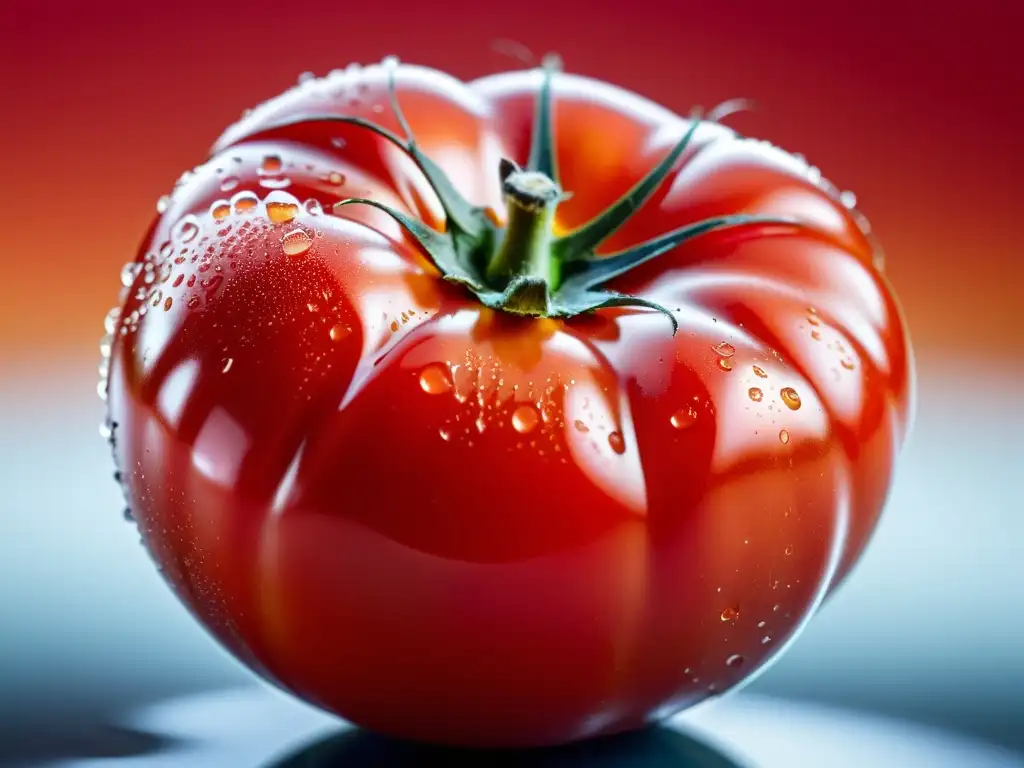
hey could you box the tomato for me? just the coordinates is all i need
[100,57,914,748]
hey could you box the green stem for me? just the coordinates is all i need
[486,160,562,301]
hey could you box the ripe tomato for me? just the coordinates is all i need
[101,58,913,748]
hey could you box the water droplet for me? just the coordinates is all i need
[670,406,697,430]
[780,387,801,410]
[726,654,745,667]
[808,314,821,326]
[419,364,452,394]
[841,358,856,370]
[120,262,141,287]
[779,429,790,444]
[260,155,283,175]
[304,198,323,215]
[329,323,350,342]
[211,201,231,220]
[282,228,312,257]
[713,341,735,357]
[326,171,346,186]
[772,603,781,612]
[103,308,120,333]
[752,365,767,378]
[475,414,486,433]
[757,620,766,628]
[232,191,259,213]
[156,194,171,213]
[748,387,763,402]
[840,190,857,208]
[608,431,626,454]
[718,358,734,372]
[761,636,772,644]
[173,215,199,243]
[512,405,539,434]
[574,419,589,433]
[260,176,292,190]
[221,357,233,373]
[297,71,315,84]
[163,296,173,311]
[330,137,347,149]
[439,427,451,442]
[811,330,821,341]
[187,296,200,309]
[784,545,794,555]
[720,606,739,622]
[267,201,299,224]
[220,176,240,192]
[381,54,400,68]
[97,380,108,400]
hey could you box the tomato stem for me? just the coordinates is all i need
[485,159,563,302]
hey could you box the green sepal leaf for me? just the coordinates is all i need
[476,275,551,316]
[559,215,804,292]
[553,115,703,263]
[526,56,560,183]
[333,198,483,290]
[551,290,678,334]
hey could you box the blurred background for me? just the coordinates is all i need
[1,0,1020,764]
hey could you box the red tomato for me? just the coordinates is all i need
[101,59,913,748]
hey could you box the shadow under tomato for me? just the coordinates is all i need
[264,725,747,768]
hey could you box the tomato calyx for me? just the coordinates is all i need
[277,61,808,333]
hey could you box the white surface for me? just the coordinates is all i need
[50,685,1024,767]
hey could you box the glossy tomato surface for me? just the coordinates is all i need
[103,61,914,747]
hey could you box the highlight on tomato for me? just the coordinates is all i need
[98,55,914,748]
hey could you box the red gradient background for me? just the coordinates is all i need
[1,1,1018,374]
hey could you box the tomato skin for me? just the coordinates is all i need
[105,62,913,747]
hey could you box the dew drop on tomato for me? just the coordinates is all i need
[328,323,350,342]
[326,171,345,186]
[748,387,763,402]
[720,606,739,622]
[260,155,283,175]
[713,341,735,357]
[210,201,231,220]
[232,191,259,214]
[573,419,589,433]
[511,405,539,435]
[752,365,767,378]
[418,364,452,395]
[303,198,323,215]
[779,428,791,444]
[220,176,240,192]
[608,431,626,454]
[281,229,312,257]
[156,194,171,213]
[726,654,745,667]
[174,216,200,244]
[267,201,299,224]
[260,176,292,190]
[718,358,734,372]
[120,263,141,287]
[780,387,801,410]
[670,407,697,430]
